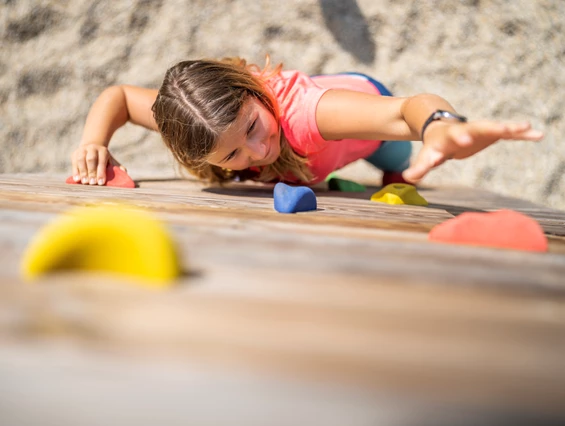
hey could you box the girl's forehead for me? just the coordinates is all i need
[229,96,268,130]
[229,97,256,131]
[244,96,262,112]
[206,102,253,162]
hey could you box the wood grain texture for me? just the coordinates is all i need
[1,173,565,424]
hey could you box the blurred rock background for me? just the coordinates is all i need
[1,0,564,209]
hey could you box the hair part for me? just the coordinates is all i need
[151,56,313,184]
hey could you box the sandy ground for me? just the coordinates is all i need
[1,0,564,209]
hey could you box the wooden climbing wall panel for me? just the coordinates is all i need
[1,173,564,425]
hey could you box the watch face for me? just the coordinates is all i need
[436,110,467,122]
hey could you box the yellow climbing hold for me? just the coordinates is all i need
[21,204,180,287]
[370,183,428,206]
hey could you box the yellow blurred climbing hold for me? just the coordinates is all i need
[21,204,180,287]
[370,183,428,206]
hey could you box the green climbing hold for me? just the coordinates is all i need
[326,173,366,192]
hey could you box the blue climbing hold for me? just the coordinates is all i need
[273,182,317,214]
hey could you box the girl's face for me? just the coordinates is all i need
[207,97,281,170]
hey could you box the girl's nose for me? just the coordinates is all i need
[247,139,267,160]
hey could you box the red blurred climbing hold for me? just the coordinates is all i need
[428,209,548,252]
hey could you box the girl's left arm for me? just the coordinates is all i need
[315,90,543,183]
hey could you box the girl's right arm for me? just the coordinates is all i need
[316,90,543,183]
[71,85,158,185]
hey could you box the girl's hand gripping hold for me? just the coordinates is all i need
[71,143,126,185]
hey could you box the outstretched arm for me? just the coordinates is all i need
[72,85,158,185]
[315,90,543,183]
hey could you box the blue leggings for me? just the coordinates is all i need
[331,72,412,173]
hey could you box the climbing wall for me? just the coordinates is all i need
[1,173,565,425]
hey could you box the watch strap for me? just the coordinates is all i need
[421,110,468,142]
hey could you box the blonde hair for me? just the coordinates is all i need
[151,56,313,183]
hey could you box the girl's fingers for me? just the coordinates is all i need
[403,146,447,183]
[85,149,99,185]
[71,145,119,185]
[466,120,507,139]
[71,156,80,183]
[504,121,531,133]
[402,164,427,184]
[97,149,109,185]
[76,153,88,184]
[467,120,543,141]
[511,128,544,141]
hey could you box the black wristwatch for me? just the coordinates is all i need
[421,110,468,142]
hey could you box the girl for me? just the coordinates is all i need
[71,56,543,187]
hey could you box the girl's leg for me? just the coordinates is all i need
[364,140,412,173]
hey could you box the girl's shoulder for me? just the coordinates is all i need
[265,69,320,92]
[265,71,331,158]
[264,70,328,113]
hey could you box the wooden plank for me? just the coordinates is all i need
[1,174,564,235]
[3,344,561,426]
[1,272,565,417]
[1,205,565,294]
[1,173,565,422]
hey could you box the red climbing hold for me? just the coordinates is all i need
[66,164,135,188]
[382,171,410,187]
[428,209,548,252]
